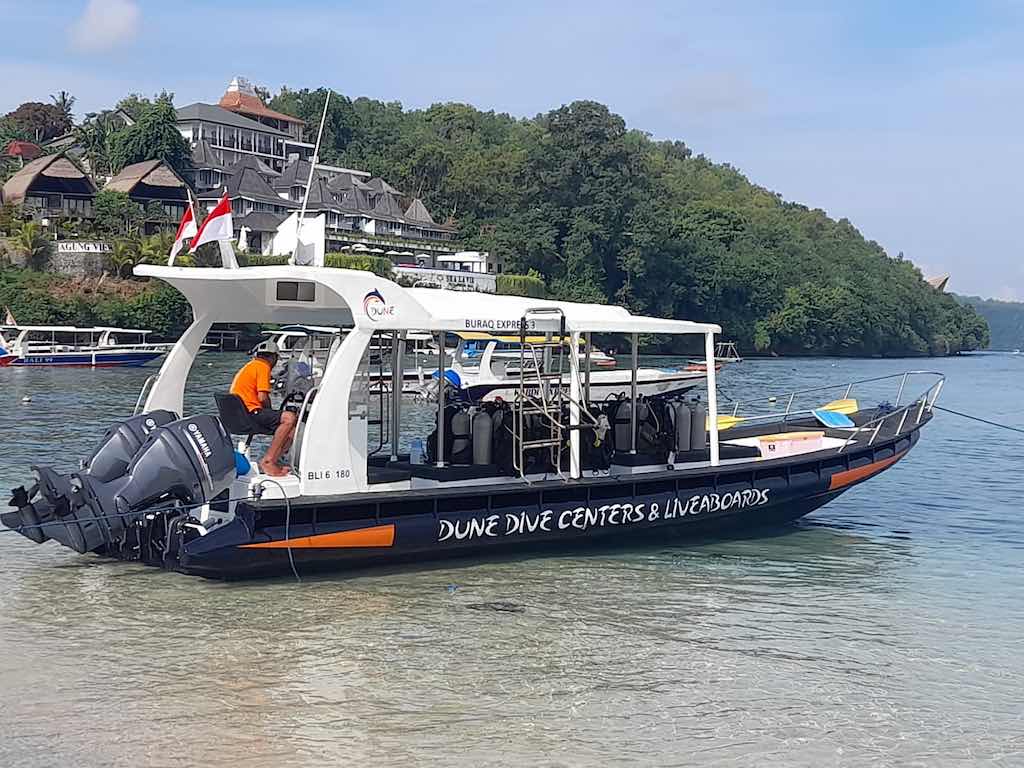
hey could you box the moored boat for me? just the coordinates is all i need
[0,325,172,368]
[2,264,944,579]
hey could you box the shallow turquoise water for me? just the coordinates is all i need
[0,354,1021,767]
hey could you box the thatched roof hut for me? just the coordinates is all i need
[106,159,191,204]
[1,153,97,207]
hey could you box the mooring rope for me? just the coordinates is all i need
[932,405,1024,436]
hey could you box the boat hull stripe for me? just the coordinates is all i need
[828,452,905,490]
[239,523,396,549]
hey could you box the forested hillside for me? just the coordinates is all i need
[956,295,1024,349]
[267,90,987,356]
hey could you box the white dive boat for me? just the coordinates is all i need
[0,325,172,368]
[2,264,944,579]
[441,335,710,402]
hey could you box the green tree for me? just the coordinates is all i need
[115,91,175,122]
[92,189,144,237]
[108,239,140,278]
[13,222,53,270]
[3,101,71,143]
[109,97,191,174]
[50,91,76,124]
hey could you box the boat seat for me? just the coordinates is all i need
[214,393,275,448]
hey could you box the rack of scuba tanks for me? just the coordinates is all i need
[416,313,713,481]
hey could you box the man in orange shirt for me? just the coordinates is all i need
[230,340,297,477]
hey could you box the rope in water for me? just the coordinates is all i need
[932,405,1024,436]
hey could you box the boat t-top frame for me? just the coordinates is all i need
[134,264,723,499]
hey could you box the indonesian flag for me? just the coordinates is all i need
[168,201,198,264]
[190,192,234,252]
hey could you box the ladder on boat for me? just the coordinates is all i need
[513,308,568,478]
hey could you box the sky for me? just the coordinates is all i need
[1,0,1022,299]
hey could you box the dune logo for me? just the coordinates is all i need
[363,289,394,321]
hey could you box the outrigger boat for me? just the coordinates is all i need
[0,325,172,368]
[2,264,944,579]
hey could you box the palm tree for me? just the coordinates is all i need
[139,231,173,265]
[75,115,114,177]
[14,222,52,270]
[51,91,76,123]
[108,239,140,278]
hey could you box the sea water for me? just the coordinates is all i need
[0,354,1021,767]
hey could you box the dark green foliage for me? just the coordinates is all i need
[92,190,143,237]
[109,97,191,174]
[955,295,1017,349]
[3,101,71,143]
[260,86,985,355]
[0,267,191,338]
[497,273,547,298]
[324,253,393,276]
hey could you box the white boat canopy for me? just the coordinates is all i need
[135,265,720,336]
[134,264,723,496]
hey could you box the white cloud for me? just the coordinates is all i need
[69,0,140,53]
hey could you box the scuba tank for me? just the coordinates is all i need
[690,397,707,451]
[613,398,633,453]
[472,409,493,465]
[451,408,472,464]
[673,401,692,453]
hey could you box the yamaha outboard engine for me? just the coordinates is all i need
[5,413,237,555]
[3,410,177,543]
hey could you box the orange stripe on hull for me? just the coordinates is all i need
[241,524,395,549]
[828,452,905,491]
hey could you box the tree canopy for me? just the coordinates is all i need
[109,97,191,175]
[264,89,987,356]
[2,101,71,143]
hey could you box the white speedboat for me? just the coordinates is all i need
[0,325,172,368]
[443,335,711,402]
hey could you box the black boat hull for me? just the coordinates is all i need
[176,429,919,579]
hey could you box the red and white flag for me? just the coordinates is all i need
[190,191,234,252]
[168,199,198,264]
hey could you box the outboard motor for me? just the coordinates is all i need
[54,415,236,554]
[3,410,177,543]
[6,414,236,555]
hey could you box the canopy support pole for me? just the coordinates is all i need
[569,331,582,479]
[435,330,446,468]
[630,332,638,454]
[390,331,404,462]
[705,330,720,466]
[584,331,592,402]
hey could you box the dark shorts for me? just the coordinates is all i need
[250,408,283,431]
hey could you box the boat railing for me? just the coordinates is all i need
[133,375,157,415]
[721,371,945,451]
[836,374,945,452]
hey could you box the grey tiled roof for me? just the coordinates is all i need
[190,139,224,170]
[197,165,298,207]
[176,103,290,137]
[236,211,288,232]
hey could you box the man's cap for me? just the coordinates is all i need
[252,339,280,356]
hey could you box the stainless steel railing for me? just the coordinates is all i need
[718,371,946,452]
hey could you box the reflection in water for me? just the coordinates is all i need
[1,354,1023,766]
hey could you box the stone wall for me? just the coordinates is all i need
[50,241,110,278]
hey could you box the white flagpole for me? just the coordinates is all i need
[292,90,331,266]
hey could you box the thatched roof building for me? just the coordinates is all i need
[1,153,97,217]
